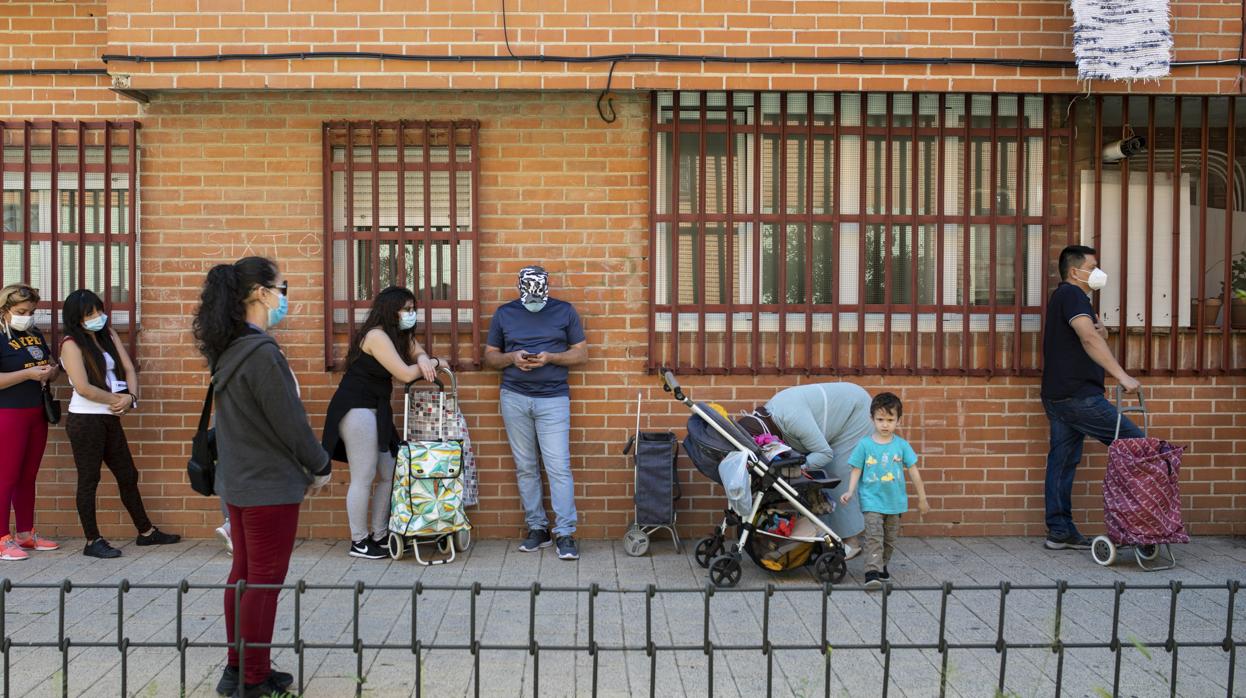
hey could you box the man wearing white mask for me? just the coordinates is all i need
[1040,245,1142,551]
[485,266,587,560]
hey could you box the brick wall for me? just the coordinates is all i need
[2,2,1244,542]
[98,0,1245,94]
[9,89,1244,543]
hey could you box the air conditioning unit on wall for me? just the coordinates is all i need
[1079,170,1192,328]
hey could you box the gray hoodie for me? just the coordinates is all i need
[212,331,330,507]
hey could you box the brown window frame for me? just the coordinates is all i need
[1,120,140,361]
[322,120,481,371]
[649,91,1245,377]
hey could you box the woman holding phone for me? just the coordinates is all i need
[322,286,440,560]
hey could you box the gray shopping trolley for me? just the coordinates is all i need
[622,393,683,557]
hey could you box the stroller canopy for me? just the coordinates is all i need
[683,403,762,484]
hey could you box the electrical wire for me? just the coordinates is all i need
[93,51,1246,70]
[500,0,519,59]
[0,68,108,76]
[596,60,617,123]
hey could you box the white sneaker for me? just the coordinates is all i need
[215,521,233,556]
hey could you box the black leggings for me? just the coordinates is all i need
[65,413,152,541]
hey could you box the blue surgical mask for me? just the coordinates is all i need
[523,301,547,313]
[267,293,288,328]
[399,310,418,330]
[84,314,108,333]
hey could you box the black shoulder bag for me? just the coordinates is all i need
[41,383,61,425]
[187,381,217,496]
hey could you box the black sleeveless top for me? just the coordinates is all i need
[321,352,401,462]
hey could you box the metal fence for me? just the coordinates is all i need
[1,578,1241,697]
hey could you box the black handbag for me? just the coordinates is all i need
[41,383,61,425]
[186,381,217,497]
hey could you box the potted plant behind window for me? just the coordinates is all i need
[1231,249,1246,329]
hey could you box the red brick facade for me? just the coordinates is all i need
[2,1,1244,541]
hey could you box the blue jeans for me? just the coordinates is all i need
[500,389,577,537]
[1042,394,1143,538]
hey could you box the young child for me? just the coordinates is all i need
[839,392,930,588]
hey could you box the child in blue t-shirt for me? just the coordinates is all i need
[839,392,930,589]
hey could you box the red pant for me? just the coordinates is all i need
[0,407,48,534]
[224,502,300,685]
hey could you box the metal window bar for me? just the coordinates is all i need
[0,120,140,360]
[322,120,482,371]
[650,92,1246,376]
[0,578,1240,698]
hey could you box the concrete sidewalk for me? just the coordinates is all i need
[0,534,1242,697]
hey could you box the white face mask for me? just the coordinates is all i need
[398,311,417,331]
[7,314,34,332]
[1085,267,1108,291]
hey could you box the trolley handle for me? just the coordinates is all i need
[1113,385,1147,440]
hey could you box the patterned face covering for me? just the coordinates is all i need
[517,265,549,305]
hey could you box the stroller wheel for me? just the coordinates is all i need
[1091,535,1117,567]
[813,548,847,584]
[387,532,405,561]
[708,554,742,588]
[455,528,472,553]
[694,537,721,569]
[1136,544,1159,561]
[623,526,650,557]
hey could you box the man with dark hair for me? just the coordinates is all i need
[485,265,588,560]
[1040,244,1142,551]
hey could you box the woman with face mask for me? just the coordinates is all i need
[193,257,331,698]
[0,284,59,561]
[60,289,180,558]
[322,285,440,560]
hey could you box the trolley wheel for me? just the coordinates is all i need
[387,532,405,561]
[708,554,743,588]
[694,536,722,569]
[1136,544,1159,561]
[436,535,452,554]
[1091,535,1117,567]
[455,528,472,553]
[623,526,650,557]
[813,548,847,584]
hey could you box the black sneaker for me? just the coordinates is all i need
[232,670,295,698]
[217,667,293,696]
[863,570,883,590]
[136,528,181,546]
[84,538,122,559]
[556,535,579,560]
[1044,532,1092,550]
[349,537,388,559]
[518,528,552,552]
[879,567,890,581]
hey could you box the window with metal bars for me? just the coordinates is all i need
[0,121,140,360]
[1076,95,1246,375]
[322,121,481,370]
[650,91,1066,376]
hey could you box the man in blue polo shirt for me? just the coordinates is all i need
[485,266,588,560]
[1041,245,1142,551]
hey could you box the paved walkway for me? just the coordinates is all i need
[0,534,1242,697]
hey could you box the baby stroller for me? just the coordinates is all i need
[387,367,472,565]
[1090,388,1188,571]
[659,369,849,588]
